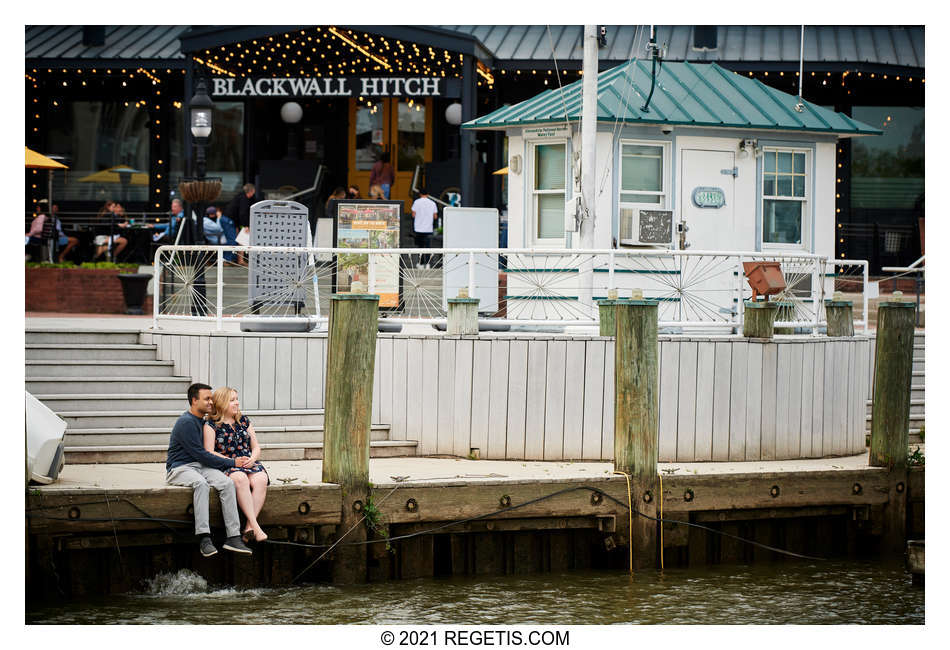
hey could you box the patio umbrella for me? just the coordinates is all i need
[78,165,149,186]
[492,166,508,175]
[25,147,68,170]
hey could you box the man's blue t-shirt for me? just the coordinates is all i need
[166,411,235,472]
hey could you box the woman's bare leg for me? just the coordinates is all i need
[248,472,268,540]
[229,471,262,536]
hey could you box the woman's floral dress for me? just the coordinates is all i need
[213,415,268,483]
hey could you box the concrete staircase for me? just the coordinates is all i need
[26,328,416,463]
[866,331,925,444]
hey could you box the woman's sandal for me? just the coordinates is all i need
[241,530,254,544]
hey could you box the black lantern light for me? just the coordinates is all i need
[189,76,213,180]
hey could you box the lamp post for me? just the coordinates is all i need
[183,75,214,316]
[189,76,213,243]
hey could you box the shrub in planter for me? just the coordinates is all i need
[25,262,150,314]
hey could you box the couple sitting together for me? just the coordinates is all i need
[165,383,269,557]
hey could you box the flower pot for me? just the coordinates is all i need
[117,273,152,315]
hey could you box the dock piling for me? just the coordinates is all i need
[613,293,659,570]
[869,293,915,552]
[742,300,779,338]
[322,285,379,583]
[446,289,480,335]
[825,292,855,337]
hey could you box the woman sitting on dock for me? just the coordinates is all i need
[203,387,269,544]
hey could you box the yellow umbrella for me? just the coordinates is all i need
[492,166,508,175]
[78,165,149,186]
[25,147,68,169]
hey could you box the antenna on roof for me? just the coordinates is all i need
[795,25,805,113]
[640,25,663,113]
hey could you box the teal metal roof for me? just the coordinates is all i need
[463,60,881,136]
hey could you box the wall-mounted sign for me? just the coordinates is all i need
[522,125,571,140]
[212,77,460,98]
[691,186,726,208]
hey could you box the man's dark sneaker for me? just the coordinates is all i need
[199,536,218,557]
[222,536,253,555]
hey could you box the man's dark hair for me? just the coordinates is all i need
[380,152,390,163]
[418,187,428,195]
[187,382,213,404]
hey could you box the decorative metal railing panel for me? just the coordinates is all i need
[154,246,867,333]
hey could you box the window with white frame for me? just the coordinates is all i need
[762,148,808,246]
[618,141,670,243]
[531,142,566,243]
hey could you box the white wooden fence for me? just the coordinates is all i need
[143,330,870,462]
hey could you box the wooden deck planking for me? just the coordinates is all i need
[744,343,763,460]
[728,341,749,461]
[189,336,200,383]
[420,339,440,455]
[210,336,228,389]
[711,342,732,461]
[405,338,424,446]
[505,340,529,460]
[379,337,394,428]
[759,343,777,460]
[544,340,567,461]
[242,337,261,409]
[833,341,850,455]
[306,337,325,410]
[391,338,408,440]
[800,342,815,457]
[694,342,715,461]
[258,337,276,410]
[468,340,492,456]
[291,338,309,410]
[562,340,586,460]
[436,339,457,455]
[821,341,836,456]
[524,340,546,460]
[658,341,679,461]
[581,340,606,460]
[226,337,244,402]
[488,339,511,459]
[452,339,475,457]
[197,336,210,385]
[812,340,826,458]
[272,338,291,410]
[677,341,699,461]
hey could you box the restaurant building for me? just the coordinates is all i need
[25,25,923,270]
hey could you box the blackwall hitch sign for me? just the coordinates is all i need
[212,76,460,98]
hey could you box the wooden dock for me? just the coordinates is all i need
[26,455,924,595]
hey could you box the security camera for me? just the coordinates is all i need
[660,125,674,135]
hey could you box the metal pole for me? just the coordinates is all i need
[468,251,475,297]
[736,255,744,333]
[863,261,869,333]
[216,248,223,331]
[580,25,598,249]
[152,248,161,329]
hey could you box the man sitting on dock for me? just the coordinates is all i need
[165,383,253,557]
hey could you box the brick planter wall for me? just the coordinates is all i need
[25,267,153,314]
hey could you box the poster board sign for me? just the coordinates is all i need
[330,200,403,309]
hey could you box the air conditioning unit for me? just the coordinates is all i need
[620,208,673,245]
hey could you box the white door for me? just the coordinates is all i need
[680,149,736,251]
[675,149,738,324]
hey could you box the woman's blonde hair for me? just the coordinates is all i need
[211,386,241,424]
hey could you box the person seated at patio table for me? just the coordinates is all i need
[368,184,385,200]
[203,387,269,544]
[346,185,361,199]
[92,201,128,260]
[25,202,79,263]
[203,206,225,245]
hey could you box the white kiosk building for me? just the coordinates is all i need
[463,60,880,328]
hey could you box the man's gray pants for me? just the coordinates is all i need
[166,462,240,538]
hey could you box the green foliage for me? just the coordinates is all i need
[26,261,138,271]
[918,424,925,443]
[362,494,394,554]
[907,446,924,467]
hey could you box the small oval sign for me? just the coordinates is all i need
[692,186,726,208]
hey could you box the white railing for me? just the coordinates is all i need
[153,245,868,333]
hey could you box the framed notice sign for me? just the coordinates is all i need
[330,200,403,309]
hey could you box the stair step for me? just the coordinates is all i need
[866,399,925,416]
[26,343,158,361]
[64,423,390,446]
[26,329,142,344]
[58,408,327,429]
[35,394,188,412]
[26,360,176,378]
[64,439,417,464]
[26,377,193,395]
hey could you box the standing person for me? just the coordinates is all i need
[410,187,438,268]
[165,383,253,557]
[369,152,395,199]
[225,183,259,237]
[204,387,268,544]
[25,202,78,263]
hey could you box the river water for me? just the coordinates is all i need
[27,559,922,625]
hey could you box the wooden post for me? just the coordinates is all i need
[614,296,659,570]
[743,300,779,338]
[869,296,915,553]
[323,287,379,584]
[446,289,479,335]
[825,292,855,337]
[598,289,619,336]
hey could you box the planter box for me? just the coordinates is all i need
[25,267,153,314]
